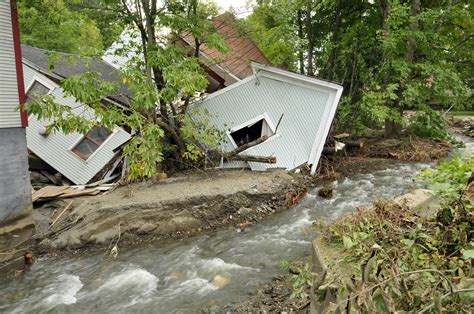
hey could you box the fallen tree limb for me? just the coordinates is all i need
[343,140,364,149]
[225,155,276,164]
[225,136,269,157]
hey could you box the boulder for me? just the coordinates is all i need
[394,189,438,217]
[318,186,334,199]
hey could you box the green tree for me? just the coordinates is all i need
[27,0,227,180]
[18,0,104,55]
[245,0,472,137]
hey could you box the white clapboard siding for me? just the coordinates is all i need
[24,64,131,184]
[0,0,22,128]
[194,63,343,174]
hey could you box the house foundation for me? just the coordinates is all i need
[0,128,35,273]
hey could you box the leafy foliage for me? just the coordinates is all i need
[279,260,313,300]
[419,154,473,206]
[181,108,226,162]
[18,0,104,55]
[315,154,473,312]
[26,0,228,181]
[408,110,450,139]
[245,0,473,136]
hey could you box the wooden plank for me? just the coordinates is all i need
[49,200,73,230]
[55,189,100,199]
[32,186,69,202]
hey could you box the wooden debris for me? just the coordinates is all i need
[55,189,100,199]
[49,200,73,230]
[32,185,102,203]
[225,136,269,158]
[32,186,69,202]
[343,140,364,149]
[318,186,334,199]
[225,155,277,164]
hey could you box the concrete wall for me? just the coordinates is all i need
[0,127,34,271]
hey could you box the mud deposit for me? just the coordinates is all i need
[35,170,306,253]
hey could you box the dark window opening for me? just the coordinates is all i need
[26,81,50,103]
[72,126,112,160]
[230,119,272,147]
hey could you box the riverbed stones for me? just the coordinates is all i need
[211,274,231,288]
[237,207,253,218]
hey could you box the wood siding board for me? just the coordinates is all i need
[0,0,21,128]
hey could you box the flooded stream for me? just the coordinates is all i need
[1,137,472,313]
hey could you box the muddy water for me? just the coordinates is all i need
[1,137,472,314]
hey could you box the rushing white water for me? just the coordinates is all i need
[0,136,471,313]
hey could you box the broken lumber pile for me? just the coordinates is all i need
[32,185,101,203]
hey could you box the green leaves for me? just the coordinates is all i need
[18,0,104,55]
[419,154,473,205]
[342,235,355,249]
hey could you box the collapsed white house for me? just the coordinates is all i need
[193,63,343,174]
[22,45,131,185]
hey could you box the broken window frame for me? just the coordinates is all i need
[70,126,113,161]
[227,112,278,149]
[25,76,55,104]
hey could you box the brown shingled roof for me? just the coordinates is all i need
[183,13,272,80]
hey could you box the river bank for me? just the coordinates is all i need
[31,135,452,258]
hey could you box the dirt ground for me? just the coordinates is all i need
[35,169,305,255]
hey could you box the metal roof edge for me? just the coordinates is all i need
[22,58,64,82]
[308,86,344,174]
[250,62,343,92]
[193,74,257,106]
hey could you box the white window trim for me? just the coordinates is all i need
[25,75,57,123]
[68,127,118,163]
[226,112,277,149]
[25,75,56,97]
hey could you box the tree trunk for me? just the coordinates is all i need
[384,119,403,138]
[406,0,421,63]
[325,0,342,81]
[385,0,420,138]
[305,0,314,76]
[297,9,305,74]
[379,0,403,138]
[225,155,276,164]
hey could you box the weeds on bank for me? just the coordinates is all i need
[279,154,474,312]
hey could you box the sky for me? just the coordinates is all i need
[215,0,253,17]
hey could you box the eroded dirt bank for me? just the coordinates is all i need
[35,169,308,255]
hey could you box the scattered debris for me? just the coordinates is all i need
[49,200,73,230]
[24,251,33,265]
[32,185,104,203]
[352,137,452,161]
